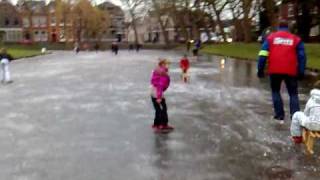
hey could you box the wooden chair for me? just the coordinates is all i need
[302,128,320,154]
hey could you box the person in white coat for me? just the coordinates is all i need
[0,48,13,84]
[291,81,320,144]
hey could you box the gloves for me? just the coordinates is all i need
[257,70,265,78]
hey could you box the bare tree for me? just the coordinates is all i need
[72,0,109,42]
[204,0,229,42]
[226,0,259,42]
[149,0,174,45]
[121,0,145,44]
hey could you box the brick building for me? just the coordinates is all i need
[17,0,49,42]
[47,1,74,43]
[0,0,23,42]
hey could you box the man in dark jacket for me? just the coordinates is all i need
[257,20,306,124]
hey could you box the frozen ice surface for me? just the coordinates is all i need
[0,50,319,180]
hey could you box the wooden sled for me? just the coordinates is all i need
[303,128,320,154]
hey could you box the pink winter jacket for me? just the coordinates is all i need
[150,66,170,99]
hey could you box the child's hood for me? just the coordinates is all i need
[311,89,320,103]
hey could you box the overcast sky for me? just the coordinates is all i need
[10,0,122,6]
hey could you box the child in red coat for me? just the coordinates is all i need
[180,55,190,83]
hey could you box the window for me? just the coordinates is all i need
[23,18,29,27]
[39,17,47,27]
[14,18,19,26]
[51,16,56,24]
[5,18,10,26]
[32,17,39,27]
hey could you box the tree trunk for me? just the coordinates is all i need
[132,19,139,44]
[211,3,227,42]
[242,2,252,43]
[216,15,227,42]
[264,0,277,30]
[191,23,200,40]
[158,18,170,45]
[204,26,211,42]
[297,0,312,42]
[242,17,252,42]
[151,0,170,45]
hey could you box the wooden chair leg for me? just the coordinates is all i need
[307,136,315,155]
[303,129,309,143]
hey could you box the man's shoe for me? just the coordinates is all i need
[273,116,284,123]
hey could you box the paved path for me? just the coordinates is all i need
[0,50,319,180]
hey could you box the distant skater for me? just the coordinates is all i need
[0,48,13,84]
[111,42,119,55]
[94,43,100,53]
[186,40,192,52]
[74,42,80,54]
[180,55,190,83]
[192,39,201,60]
[150,59,174,132]
[136,43,141,52]
[129,44,134,51]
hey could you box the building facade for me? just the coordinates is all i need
[17,0,49,42]
[98,1,126,42]
[2,0,125,43]
[280,1,319,40]
[0,0,23,42]
[127,14,177,44]
[47,1,74,43]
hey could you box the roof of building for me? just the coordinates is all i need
[0,0,22,28]
[17,0,47,14]
[98,1,124,16]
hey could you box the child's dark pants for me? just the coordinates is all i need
[151,97,168,126]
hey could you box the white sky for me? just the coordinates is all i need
[9,0,122,6]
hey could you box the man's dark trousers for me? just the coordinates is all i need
[270,74,300,120]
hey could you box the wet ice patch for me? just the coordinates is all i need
[5,112,29,119]
[77,53,102,60]
[15,68,73,79]
[169,82,218,96]
[60,74,81,81]
[131,162,157,179]
[231,87,265,102]
[3,121,34,134]
[169,67,219,76]
[79,103,101,110]
[112,101,131,112]
[26,148,47,157]
[20,92,88,104]
[165,139,186,150]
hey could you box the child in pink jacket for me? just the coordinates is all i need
[150,59,173,131]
